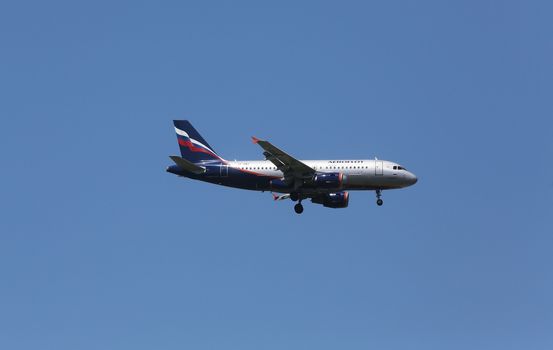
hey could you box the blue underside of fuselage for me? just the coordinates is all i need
[167,164,274,191]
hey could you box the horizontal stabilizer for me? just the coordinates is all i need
[169,156,206,174]
[272,193,291,201]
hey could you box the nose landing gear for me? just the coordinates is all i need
[376,189,383,206]
[294,202,304,214]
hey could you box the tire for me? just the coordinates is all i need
[294,203,304,214]
[376,199,383,206]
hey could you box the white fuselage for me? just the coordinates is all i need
[227,158,417,192]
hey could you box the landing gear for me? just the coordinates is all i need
[294,202,304,214]
[290,192,299,202]
[291,192,304,214]
[376,189,383,206]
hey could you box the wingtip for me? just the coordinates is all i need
[251,136,260,144]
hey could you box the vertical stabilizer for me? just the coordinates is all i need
[173,120,222,163]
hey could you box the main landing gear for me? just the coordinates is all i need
[376,189,383,206]
[291,192,304,214]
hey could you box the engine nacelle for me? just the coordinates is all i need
[311,191,350,208]
[312,172,347,189]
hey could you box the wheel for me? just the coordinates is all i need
[376,198,383,206]
[290,192,299,202]
[294,203,304,214]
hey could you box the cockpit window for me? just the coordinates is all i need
[393,166,397,170]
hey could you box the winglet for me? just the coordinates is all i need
[272,193,278,201]
[251,136,260,144]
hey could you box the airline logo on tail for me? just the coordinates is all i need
[175,127,220,159]
[173,120,223,163]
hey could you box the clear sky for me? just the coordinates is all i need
[1,1,552,349]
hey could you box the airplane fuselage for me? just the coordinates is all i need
[167,158,417,194]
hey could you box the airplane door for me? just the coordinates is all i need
[375,160,383,176]
[220,164,228,177]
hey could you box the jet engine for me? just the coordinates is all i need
[311,191,350,208]
[311,172,347,189]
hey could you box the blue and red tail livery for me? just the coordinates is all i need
[173,120,223,163]
[167,120,417,214]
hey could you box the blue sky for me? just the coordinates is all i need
[1,1,552,349]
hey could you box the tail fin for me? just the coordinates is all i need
[173,120,223,163]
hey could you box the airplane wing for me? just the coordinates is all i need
[252,137,315,180]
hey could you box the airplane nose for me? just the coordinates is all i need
[409,172,418,185]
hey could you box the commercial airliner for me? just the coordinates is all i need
[166,120,417,214]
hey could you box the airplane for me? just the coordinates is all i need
[166,120,417,214]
